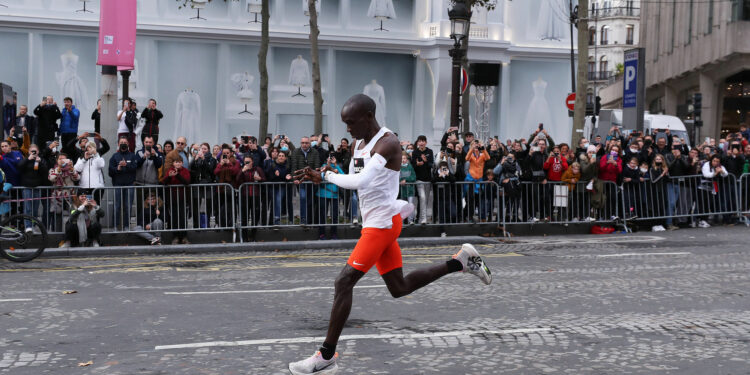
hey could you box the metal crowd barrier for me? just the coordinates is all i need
[501,180,620,225]
[10,183,237,241]
[620,174,741,231]
[739,173,750,226]
[234,180,501,239]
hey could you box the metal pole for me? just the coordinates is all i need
[569,0,576,93]
[101,65,118,185]
[449,40,464,130]
[120,70,131,102]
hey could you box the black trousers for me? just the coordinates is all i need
[65,222,102,247]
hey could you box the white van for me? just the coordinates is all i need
[585,110,691,146]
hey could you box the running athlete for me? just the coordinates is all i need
[289,94,491,375]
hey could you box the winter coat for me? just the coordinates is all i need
[189,155,217,184]
[59,105,80,134]
[598,154,622,182]
[399,162,417,198]
[466,149,490,180]
[560,168,581,191]
[317,164,344,199]
[0,151,24,185]
[108,150,139,186]
[139,108,163,137]
[17,156,49,187]
[411,147,434,182]
[290,147,321,173]
[543,156,568,181]
[236,165,266,196]
[138,201,163,227]
[74,154,106,188]
[33,104,61,143]
[162,149,189,179]
[135,147,163,185]
[214,157,241,188]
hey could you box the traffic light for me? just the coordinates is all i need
[595,96,602,115]
[693,93,702,119]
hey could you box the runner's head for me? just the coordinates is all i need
[341,94,378,139]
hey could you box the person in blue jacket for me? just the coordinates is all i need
[60,97,80,158]
[316,154,344,240]
[108,137,139,230]
[0,139,24,216]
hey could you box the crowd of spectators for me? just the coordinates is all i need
[2,96,750,245]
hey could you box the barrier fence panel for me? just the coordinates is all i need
[740,173,750,226]
[620,174,740,229]
[10,183,237,241]
[503,180,619,225]
[235,181,501,239]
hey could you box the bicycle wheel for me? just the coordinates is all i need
[0,214,48,262]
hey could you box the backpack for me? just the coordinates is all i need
[125,111,138,133]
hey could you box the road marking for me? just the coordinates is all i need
[154,327,551,350]
[0,298,33,302]
[164,285,386,295]
[510,235,663,246]
[597,252,691,258]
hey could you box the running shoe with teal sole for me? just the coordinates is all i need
[453,243,492,285]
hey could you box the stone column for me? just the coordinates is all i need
[101,65,119,184]
[663,84,678,116]
[699,73,719,138]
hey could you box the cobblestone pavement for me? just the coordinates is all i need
[1,226,750,374]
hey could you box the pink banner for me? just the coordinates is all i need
[97,0,137,67]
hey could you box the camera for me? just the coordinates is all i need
[145,146,152,153]
[279,134,286,140]
[222,154,228,160]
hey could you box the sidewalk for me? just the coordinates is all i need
[42,236,500,258]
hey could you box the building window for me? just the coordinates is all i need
[589,27,596,45]
[687,0,693,44]
[626,25,634,44]
[626,0,635,16]
[599,56,609,78]
[588,58,596,80]
[707,0,714,34]
[731,0,741,21]
[600,26,609,45]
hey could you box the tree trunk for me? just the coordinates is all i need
[257,0,270,140]
[571,0,589,147]
[308,0,324,135]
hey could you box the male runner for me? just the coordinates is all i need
[289,94,491,375]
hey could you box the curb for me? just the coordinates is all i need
[41,236,500,258]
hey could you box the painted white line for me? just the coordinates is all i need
[0,298,33,302]
[514,235,664,246]
[164,285,386,295]
[597,252,691,258]
[155,327,551,351]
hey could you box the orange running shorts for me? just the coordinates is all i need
[347,214,403,275]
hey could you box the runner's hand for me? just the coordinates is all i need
[293,167,323,184]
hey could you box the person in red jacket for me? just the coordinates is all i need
[598,144,623,220]
[543,146,569,181]
[161,158,191,244]
[235,155,266,241]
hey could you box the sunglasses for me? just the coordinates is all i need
[176,142,186,145]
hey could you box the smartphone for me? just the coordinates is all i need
[322,134,329,140]
[538,123,544,130]
[704,137,710,143]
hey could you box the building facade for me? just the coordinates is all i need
[0,0,579,146]
[640,0,750,138]
[586,0,640,107]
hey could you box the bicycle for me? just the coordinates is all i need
[0,213,48,262]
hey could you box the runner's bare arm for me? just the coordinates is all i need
[370,133,403,172]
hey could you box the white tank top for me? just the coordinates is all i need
[351,127,407,229]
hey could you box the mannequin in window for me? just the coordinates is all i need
[289,55,311,97]
[57,50,90,111]
[363,80,387,126]
[231,72,255,114]
[367,0,396,31]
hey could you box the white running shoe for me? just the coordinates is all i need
[698,220,711,228]
[452,243,492,285]
[288,351,339,375]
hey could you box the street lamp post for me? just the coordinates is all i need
[449,0,471,132]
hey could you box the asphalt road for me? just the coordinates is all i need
[2,227,750,374]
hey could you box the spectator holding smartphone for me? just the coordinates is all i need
[18,145,48,232]
[62,191,104,248]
